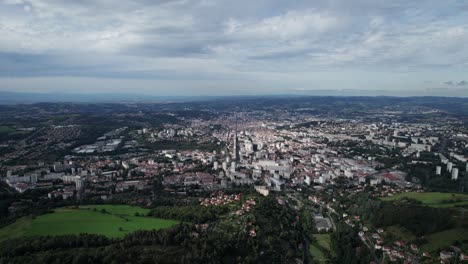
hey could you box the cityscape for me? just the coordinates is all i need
[1,0,468,263]
[0,97,467,263]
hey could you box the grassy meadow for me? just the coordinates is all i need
[0,205,179,242]
[381,192,468,208]
[309,234,333,263]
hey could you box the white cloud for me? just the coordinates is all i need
[0,0,467,95]
[225,9,340,40]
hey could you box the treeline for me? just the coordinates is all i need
[147,140,221,152]
[0,196,304,264]
[0,226,190,264]
[370,202,454,236]
[348,194,456,236]
[252,196,303,262]
[0,185,78,229]
[331,224,372,264]
[404,163,466,192]
[148,205,230,223]
[0,234,112,258]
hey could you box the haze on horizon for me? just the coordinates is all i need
[1,0,467,97]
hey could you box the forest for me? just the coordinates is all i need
[0,195,304,264]
[348,193,459,236]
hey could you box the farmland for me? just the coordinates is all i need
[381,192,468,208]
[0,205,179,241]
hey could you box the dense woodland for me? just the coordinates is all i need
[347,193,465,236]
[0,195,306,264]
[148,205,230,223]
[331,224,372,264]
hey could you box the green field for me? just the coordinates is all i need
[0,205,179,242]
[381,192,468,208]
[313,234,332,252]
[309,244,328,263]
[0,126,30,135]
[421,228,468,253]
[310,234,333,262]
[0,126,16,134]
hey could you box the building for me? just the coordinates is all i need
[230,161,236,173]
[313,214,333,232]
[30,174,38,184]
[116,180,144,191]
[440,251,453,261]
[255,185,269,196]
[233,113,240,162]
[304,175,311,185]
[184,176,199,186]
[452,168,459,180]
[63,175,76,184]
[436,166,442,175]
[440,154,449,164]
[75,176,84,190]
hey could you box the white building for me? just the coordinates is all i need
[452,168,459,180]
[230,161,236,172]
[440,154,449,164]
[75,176,84,190]
[304,176,311,185]
[255,185,269,196]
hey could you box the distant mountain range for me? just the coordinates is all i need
[0,91,216,104]
[0,90,467,105]
[0,91,310,104]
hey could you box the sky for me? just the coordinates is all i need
[0,0,467,97]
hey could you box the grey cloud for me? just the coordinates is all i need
[124,42,212,58]
[0,52,118,78]
[247,48,326,61]
[444,81,467,86]
[0,0,467,95]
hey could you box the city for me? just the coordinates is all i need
[0,97,467,263]
[1,0,468,263]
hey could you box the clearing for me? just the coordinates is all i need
[0,205,179,242]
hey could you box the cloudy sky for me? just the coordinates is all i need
[1,0,467,96]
